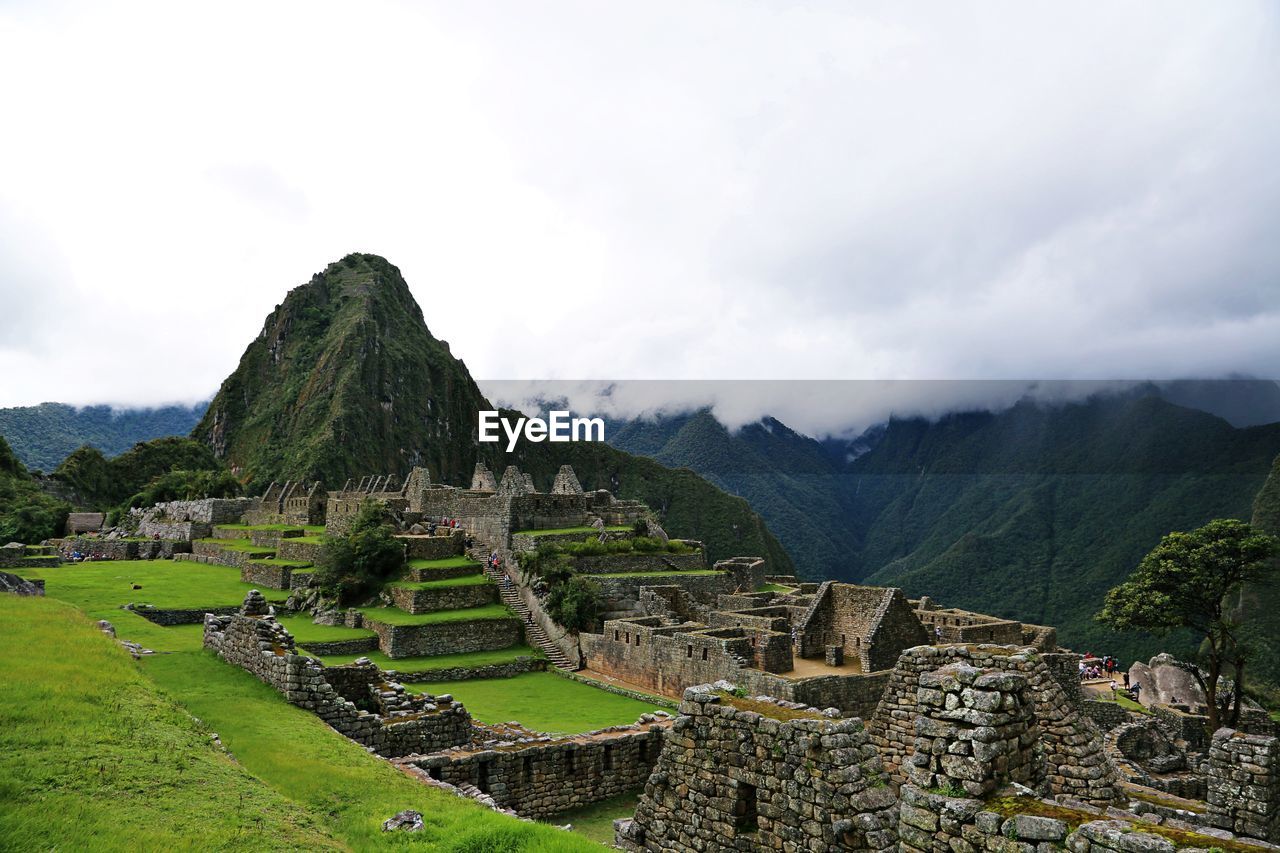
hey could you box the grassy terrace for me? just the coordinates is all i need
[407,556,481,570]
[406,672,666,735]
[390,574,491,590]
[311,645,542,670]
[274,614,375,644]
[198,538,275,554]
[356,602,514,626]
[215,523,326,534]
[250,558,313,569]
[513,525,632,536]
[545,792,641,846]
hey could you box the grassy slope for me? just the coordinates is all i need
[141,652,605,851]
[17,559,289,613]
[0,595,337,850]
[311,645,542,671]
[405,673,665,735]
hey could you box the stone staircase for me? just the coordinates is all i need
[471,544,577,670]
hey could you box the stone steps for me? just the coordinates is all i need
[469,544,576,670]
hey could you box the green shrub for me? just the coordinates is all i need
[312,501,405,605]
[544,576,601,634]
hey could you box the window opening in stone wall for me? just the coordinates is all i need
[565,749,576,774]
[733,781,759,834]
[615,630,620,641]
[427,766,442,781]
[702,648,708,661]
[604,744,615,771]
[636,634,641,648]
[477,760,491,794]
[687,645,693,657]
[522,755,533,783]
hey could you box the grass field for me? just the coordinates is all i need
[311,644,543,670]
[545,791,640,845]
[405,672,666,735]
[407,556,480,570]
[0,595,338,850]
[137,651,606,851]
[357,602,514,626]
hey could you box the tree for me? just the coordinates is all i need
[544,575,601,635]
[313,501,405,606]
[1098,518,1277,734]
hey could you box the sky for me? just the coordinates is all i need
[2,1,1278,426]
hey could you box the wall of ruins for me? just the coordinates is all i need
[204,593,472,757]
[407,726,664,820]
[797,582,930,672]
[59,537,192,561]
[398,531,464,561]
[1207,728,1280,844]
[594,572,737,620]
[389,582,495,615]
[868,643,1120,805]
[569,551,706,574]
[132,498,257,539]
[616,686,899,852]
[361,614,523,659]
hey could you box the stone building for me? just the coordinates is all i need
[797,582,930,672]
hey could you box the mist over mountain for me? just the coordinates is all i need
[0,402,207,472]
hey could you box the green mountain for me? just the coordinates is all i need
[193,253,792,571]
[50,437,228,510]
[610,394,1280,663]
[0,402,207,472]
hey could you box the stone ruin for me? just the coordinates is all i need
[204,591,472,757]
[616,685,899,852]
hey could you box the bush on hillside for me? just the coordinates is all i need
[312,501,405,606]
[543,575,601,635]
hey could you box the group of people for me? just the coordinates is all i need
[1079,652,1120,681]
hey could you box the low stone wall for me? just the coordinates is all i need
[276,539,322,562]
[297,637,379,656]
[388,656,546,683]
[240,561,296,590]
[1153,704,1212,752]
[570,552,706,574]
[365,616,523,659]
[398,532,464,560]
[389,582,496,615]
[131,604,240,625]
[408,725,664,819]
[407,563,482,582]
[191,540,271,569]
[1103,719,1203,800]
[511,529,634,551]
[1208,728,1279,843]
[1083,699,1133,732]
[204,594,473,758]
[618,686,899,852]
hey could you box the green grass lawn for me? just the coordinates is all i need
[405,672,666,735]
[274,614,376,644]
[290,536,326,545]
[251,558,314,569]
[547,791,640,845]
[407,556,480,570]
[513,525,632,536]
[757,582,793,593]
[311,644,543,671]
[1088,688,1152,714]
[390,574,492,590]
[14,560,290,653]
[140,651,605,851]
[357,602,514,626]
[0,595,339,850]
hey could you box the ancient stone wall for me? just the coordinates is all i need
[389,582,495,615]
[593,572,735,619]
[869,644,1120,805]
[617,686,899,852]
[398,531,464,560]
[1081,699,1132,732]
[295,636,379,657]
[1207,728,1279,843]
[386,656,546,684]
[364,615,523,659]
[204,593,472,757]
[240,561,296,590]
[408,726,663,819]
[569,551,706,574]
[276,539,322,562]
[797,583,929,672]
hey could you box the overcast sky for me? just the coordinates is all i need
[2,1,1278,422]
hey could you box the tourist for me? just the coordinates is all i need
[1132,682,1141,701]
[934,625,943,643]
[1123,671,1130,689]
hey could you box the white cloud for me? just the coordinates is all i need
[0,1,1277,422]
